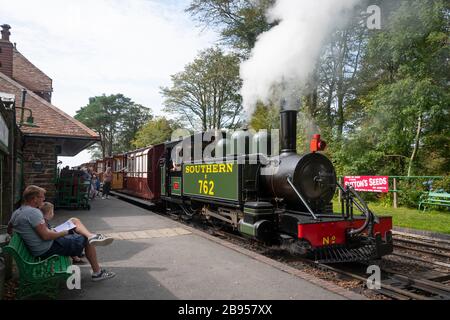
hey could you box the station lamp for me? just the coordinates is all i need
[17,89,38,128]
[0,89,38,127]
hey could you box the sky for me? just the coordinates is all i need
[0,0,218,168]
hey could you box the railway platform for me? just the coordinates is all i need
[51,196,365,300]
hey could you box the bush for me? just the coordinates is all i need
[397,179,427,208]
[378,192,393,207]
[433,176,450,192]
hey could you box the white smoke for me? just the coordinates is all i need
[240,0,361,114]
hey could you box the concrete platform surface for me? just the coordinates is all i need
[52,196,362,300]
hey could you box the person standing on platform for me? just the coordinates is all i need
[102,167,113,199]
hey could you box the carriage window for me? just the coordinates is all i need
[142,154,147,179]
[130,158,133,177]
[137,156,141,177]
[142,154,146,177]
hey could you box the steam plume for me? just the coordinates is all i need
[240,0,361,114]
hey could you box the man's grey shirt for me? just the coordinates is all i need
[9,205,53,257]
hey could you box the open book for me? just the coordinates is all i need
[53,220,76,233]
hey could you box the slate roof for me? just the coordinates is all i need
[0,71,99,139]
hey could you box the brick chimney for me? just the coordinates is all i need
[0,24,14,78]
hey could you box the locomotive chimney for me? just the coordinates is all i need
[280,105,297,154]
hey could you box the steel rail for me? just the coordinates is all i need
[392,231,450,245]
[394,237,450,251]
[394,243,450,259]
[391,252,450,269]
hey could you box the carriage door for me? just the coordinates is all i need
[147,150,153,195]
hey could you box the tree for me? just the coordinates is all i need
[132,117,177,148]
[161,47,243,131]
[249,102,279,131]
[186,0,275,55]
[75,94,152,158]
[118,103,153,152]
[334,0,450,176]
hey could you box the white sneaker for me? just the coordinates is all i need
[92,269,116,282]
[89,234,114,246]
[102,196,105,199]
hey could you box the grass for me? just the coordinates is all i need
[332,199,450,235]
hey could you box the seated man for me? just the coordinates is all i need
[7,185,116,282]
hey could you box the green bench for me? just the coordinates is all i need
[418,191,450,211]
[3,233,72,299]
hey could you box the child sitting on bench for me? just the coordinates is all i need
[40,202,86,265]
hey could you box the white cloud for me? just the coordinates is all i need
[0,0,217,166]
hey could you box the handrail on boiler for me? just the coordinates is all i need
[286,176,318,220]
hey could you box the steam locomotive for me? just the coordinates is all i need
[88,109,393,263]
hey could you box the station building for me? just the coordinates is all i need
[0,24,100,225]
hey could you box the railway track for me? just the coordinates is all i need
[394,237,450,259]
[392,235,450,270]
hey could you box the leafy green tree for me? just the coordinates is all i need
[249,102,279,131]
[334,0,449,177]
[186,0,275,55]
[118,103,153,152]
[132,117,177,148]
[75,94,152,158]
[161,47,243,131]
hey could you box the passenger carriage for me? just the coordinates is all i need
[121,145,165,200]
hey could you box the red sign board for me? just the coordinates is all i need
[343,176,389,193]
[173,182,180,190]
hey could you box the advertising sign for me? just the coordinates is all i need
[343,176,389,193]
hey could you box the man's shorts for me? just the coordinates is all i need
[40,234,87,259]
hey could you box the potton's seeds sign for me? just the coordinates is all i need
[344,176,389,193]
